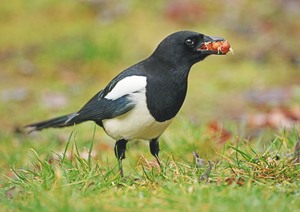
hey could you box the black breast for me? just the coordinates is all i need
[145,71,188,122]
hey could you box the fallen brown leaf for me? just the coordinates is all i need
[207,121,232,143]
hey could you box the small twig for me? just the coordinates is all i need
[193,151,204,167]
[193,151,213,183]
[199,161,213,183]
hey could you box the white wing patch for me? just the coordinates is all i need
[103,89,173,140]
[104,76,147,100]
[102,75,173,140]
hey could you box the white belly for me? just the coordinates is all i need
[102,91,173,141]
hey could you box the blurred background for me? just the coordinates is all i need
[0,0,299,138]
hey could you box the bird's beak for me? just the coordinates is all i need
[197,35,233,55]
[204,35,225,43]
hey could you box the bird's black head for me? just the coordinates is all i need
[152,30,230,67]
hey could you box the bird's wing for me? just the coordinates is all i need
[68,75,147,123]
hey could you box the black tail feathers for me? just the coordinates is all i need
[25,113,80,133]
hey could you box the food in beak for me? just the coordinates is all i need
[200,40,233,55]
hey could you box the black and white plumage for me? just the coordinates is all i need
[26,30,228,177]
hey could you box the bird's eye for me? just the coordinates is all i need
[185,39,195,46]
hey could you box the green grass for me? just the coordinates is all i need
[1,125,299,211]
[1,1,300,211]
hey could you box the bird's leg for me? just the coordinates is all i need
[114,139,128,178]
[149,138,162,167]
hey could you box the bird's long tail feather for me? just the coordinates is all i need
[25,113,79,132]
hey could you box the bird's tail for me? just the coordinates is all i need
[25,113,80,133]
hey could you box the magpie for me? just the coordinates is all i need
[26,30,229,177]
